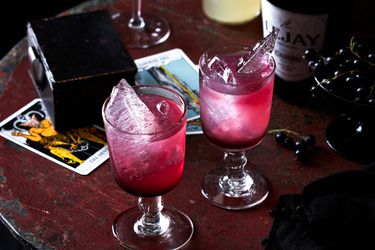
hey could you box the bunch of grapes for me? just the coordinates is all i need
[303,37,375,106]
[268,129,316,163]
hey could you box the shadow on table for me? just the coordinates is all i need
[0,1,84,249]
[0,222,35,250]
[0,0,86,58]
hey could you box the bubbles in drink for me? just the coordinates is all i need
[105,79,158,134]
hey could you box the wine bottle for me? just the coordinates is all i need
[261,0,329,105]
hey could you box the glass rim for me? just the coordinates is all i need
[102,84,187,136]
[199,44,276,85]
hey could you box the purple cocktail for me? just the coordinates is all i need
[199,45,276,210]
[102,80,193,249]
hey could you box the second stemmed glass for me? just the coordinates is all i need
[199,45,276,210]
[124,0,170,48]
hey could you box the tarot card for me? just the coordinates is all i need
[0,99,108,175]
[135,48,200,122]
[187,118,203,135]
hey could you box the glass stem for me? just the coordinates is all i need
[220,151,253,197]
[225,151,247,179]
[129,0,145,29]
[134,196,170,236]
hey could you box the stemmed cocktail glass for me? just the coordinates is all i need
[121,0,170,48]
[102,81,193,249]
[199,45,276,210]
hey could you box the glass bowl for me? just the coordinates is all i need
[313,73,375,164]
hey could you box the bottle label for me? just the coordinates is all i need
[261,0,328,82]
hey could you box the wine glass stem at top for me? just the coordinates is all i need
[129,0,145,29]
[134,196,170,236]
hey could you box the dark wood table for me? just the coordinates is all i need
[0,0,363,249]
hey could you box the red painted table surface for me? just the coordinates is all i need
[0,0,362,249]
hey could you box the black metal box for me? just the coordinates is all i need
[27,10,137,131]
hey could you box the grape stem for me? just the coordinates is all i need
[349,37,375,99]
[319,70,359,84]
[312,36,375,103]
[349,36,375,67]
[318,69,375,100]
[267,128,301,137]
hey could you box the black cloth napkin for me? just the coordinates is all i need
[265,162,375,250]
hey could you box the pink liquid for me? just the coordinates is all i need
[105,94,186,197]
[200,51,275,151]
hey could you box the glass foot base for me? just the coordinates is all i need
[326,113,375,165]
[113,207,193,249]
[125,13,170,48]
[201,167,269,210]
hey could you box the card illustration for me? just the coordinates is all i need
[0,99,108,175]
[187,118,203,135]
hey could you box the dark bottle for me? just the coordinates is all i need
[261,0,329,105]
